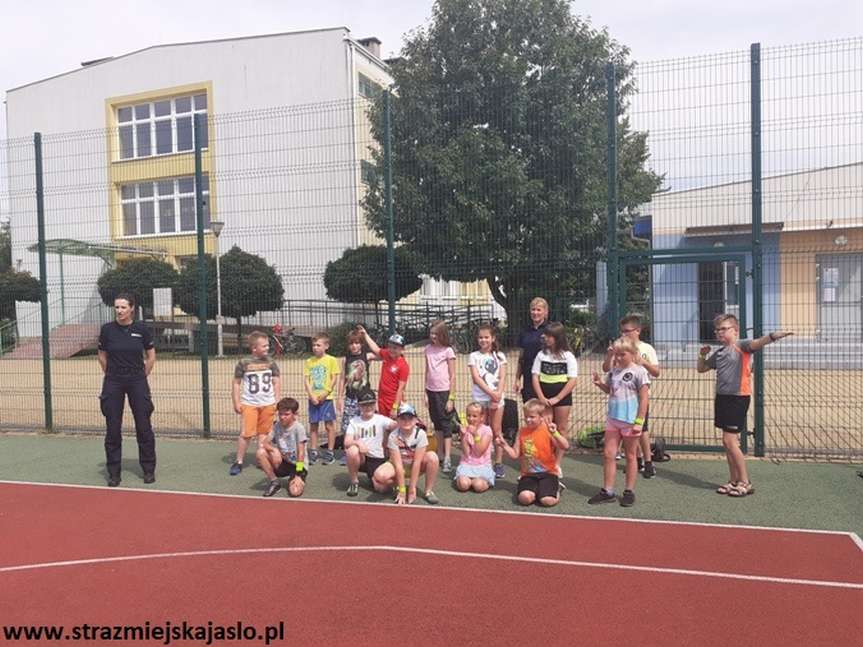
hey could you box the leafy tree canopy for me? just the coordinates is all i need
[0,270,41,320]
[96,258,179,312]
[324,245,422,304]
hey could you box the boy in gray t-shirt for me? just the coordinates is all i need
[697,314,792,498]
[257,397,308,498]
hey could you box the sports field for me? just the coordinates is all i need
[2,350,861,457]
[0,433,861,646]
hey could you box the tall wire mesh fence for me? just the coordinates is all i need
[1,37,861,458]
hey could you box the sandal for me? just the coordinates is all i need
[728,481,754,497]
[716,481,736,494]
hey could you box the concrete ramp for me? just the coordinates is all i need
[3,324,100,359]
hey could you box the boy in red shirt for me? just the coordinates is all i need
[356,326,410,418]
[496,398,570,507]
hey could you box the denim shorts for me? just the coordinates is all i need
[309,399,337,423]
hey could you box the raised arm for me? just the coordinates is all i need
[748,331,794,352]
[356,325,381,358]
[697,346,712,373]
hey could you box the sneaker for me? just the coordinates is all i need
[339,453,347,466]
[615,451,624,460]
[229,462,243,476]
[346,482,359,497]
[620,489,636,507]
[107,475,120,487]
[143,472,156,484]
[424,491,440,505]
[637,456,645,472]
[321,449,335,465]
[557,480,568,496]
[588,489,617,505]
[308,450,319,465]
[263,479,281,497]
[442,458,452,474]
[493,463,505,479]
[642,462,656,479]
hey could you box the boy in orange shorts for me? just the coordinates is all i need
[230,330,281,475]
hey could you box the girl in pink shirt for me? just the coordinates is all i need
[424,320,457,473]
[454,402,495,491]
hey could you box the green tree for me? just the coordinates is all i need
[96,258,179,314]
[0,270,41,320]
[324,245,422,304]
[175,245,284,349]
[0,221,11,273]
[363,0,662,335]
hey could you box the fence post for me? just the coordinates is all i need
[194,113,211,438]
[383,90,396,335]
[605,63,619,330]
[34,132,53,431]
[750,43,765,457]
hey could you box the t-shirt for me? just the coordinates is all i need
[460,424,493,467]
[468,351,507,402]
[234,355,281,406]
[378,349,410,408]
[270,420,308,463]
[387,426,429,467]
[98,321,154,375]
[637,341,659,368]
[425,344,456,392]
[343,351,370,400]
[345,414,393,459]
[304,354,340,400]
[705,340,754,396]
[606,364,650,424]
[517,423,558,476]
[531,350,578,384]
[517,322,548,383]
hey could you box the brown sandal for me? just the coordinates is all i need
[716,481,736,494]
[728,481,754,497]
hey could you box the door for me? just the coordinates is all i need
[817,253,863,341]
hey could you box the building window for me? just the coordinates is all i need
[361,160,378,185]
[120,175,210,237]
[117,93,208,160]
[358,73,382,99]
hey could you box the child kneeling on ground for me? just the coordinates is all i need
[496,398,569,507]
[454,402,495,493]
[257,397,308,497]
[589,337,650,508]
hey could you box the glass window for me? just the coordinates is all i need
[119,126,134,159]
[175,96,192,113]
[155,120,172,154]
[138,183,154,198]
[139,201,155,235]
[118,107,133,123]
[176,116,193,151]
[134,104,150,120]
[120,185,135,200]
[159,199,176,233]
[154,100,171,117]
[197,117,209,150]
[122,203,137,236]
[193,94,207,110]
[135,123,151,157]
[156,180,174,196]
[179,197,196,231]
[177,177,194,194]
[358,73,381,99]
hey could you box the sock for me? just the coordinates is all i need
[604,488,615,496]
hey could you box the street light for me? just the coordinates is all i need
[210,220,225,357]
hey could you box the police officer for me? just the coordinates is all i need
[97,292,156,487]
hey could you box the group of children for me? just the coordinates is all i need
[228,308,791,508]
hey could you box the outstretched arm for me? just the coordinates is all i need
[749,331,794,352]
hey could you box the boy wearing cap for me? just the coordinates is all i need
[344,388,399,497]
[356,325,410,418]
[378,403,440,505]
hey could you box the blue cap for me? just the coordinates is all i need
[388,333,406,347]
[397,403,417,418]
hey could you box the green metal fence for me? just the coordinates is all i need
[1,37,861,459]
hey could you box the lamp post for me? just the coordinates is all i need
[210,220,225,357]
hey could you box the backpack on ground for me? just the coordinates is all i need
[577,426,605,450]
[651,436,671,462]
[502,398,519,443]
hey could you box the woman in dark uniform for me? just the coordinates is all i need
[97,292,156,487]
[513,297,549,402]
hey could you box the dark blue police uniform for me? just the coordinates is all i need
[98,320,156,482]
[517,320,548,402]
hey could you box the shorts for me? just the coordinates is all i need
[340,396,360,435]
[362,456,389,481]
[714,395,750,433]
[455,463,495,487]
[476,399,500,411]
[240,404,276,438]
[605,417,642,440]
[309,399,337,424]
[517,472,559,499]
[274,460,308,481]
[538,381,572,407]
[426,390,452,438]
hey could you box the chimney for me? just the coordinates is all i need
[357,37,381,59]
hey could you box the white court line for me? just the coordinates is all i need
[1,478,861,552]
[0,544,861,591]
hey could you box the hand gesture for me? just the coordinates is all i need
[548,421,558,435]
[494,435,506,448]
[699,345,711,356]
[606,344,614,356]
[592,372,603,386]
